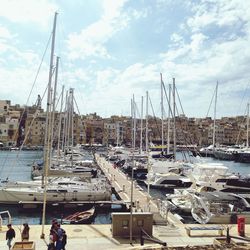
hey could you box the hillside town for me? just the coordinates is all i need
[0,98,248,148]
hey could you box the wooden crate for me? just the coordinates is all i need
[12,241,35,250]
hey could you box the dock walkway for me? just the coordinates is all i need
[95,154,182,225]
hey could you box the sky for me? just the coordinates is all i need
[1,0,250,119]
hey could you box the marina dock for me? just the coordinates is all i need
[95,154,182,225]
[0,224,250,249]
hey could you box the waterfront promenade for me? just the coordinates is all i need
[0,224,250,249]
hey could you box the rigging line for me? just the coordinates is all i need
[73,96,81,116]
[175,86,185,115]
[206,86,216,118]
[162,82,193,160]
[162,82,174,119]
[134,101,141,119]
[148,94,162,139]
[1,34,52,175]
[237,82,250,115]
[6,66,57,176]
[236,104,248,145]
[171,87,193,161]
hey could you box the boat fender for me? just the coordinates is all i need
[173,213,184,223]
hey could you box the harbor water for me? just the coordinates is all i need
[0,150,120,225]
[0,150,249,225]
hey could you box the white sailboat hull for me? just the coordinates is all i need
[0,186,111,204]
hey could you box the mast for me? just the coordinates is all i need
[167,84,171,154]
[212,81,218,149]
[160,73,164,153]
[57,85,64,160]
[70,88,74,148]
[62,91,68,154]
[130,94,136,244]
[116,122,119,147]
[146,91,150,197]
[247,103,249,148]
[50,56,59,153]
[41,12,57,239]
[173,78,176,161]
[66,92,71,151]
[140,96,143,154]
[145,91,149,153]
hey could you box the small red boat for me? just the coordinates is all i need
[62,207,95,224]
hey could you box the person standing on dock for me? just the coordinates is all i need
[6,224,15,249]
[21,223,30,241]
[55,223,66,250]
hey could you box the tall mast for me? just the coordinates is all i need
[145,91,149,153]
[146,91,150,197]
[57,85,64,160]
[160,73,164,153]
[140,96,143,154]
[173,78,176,161]
[41,12,57,239]
[167,84,171,154]
[49,56,59,170]
[212,81,218,149]
[70,88,74,148]
[116,122,119,146]
[247,103,249,148]
[62,91,68,154]
[130,94,136,244]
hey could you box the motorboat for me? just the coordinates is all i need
[167,189,193,213]
[146,172,192,189]
[190,191,250,224]
[234,148,250,163]
[213,146,239,161]
[190,162,250,193]
[199,145,214,157]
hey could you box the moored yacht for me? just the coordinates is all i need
[190,162,250,193]
[0,177,111,204]
[146,172,192,189]
[190,191,250,224]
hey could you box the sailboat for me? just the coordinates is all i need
[0,13,111,205]
[198,82,219,157]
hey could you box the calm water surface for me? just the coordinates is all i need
[0,150,119,225]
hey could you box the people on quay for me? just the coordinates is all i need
[21,223,30,241]
[48,219,67,250]
[6,223,15,249]
[48,219,58,250]
[48,229,57,250]
[55,223,66,250]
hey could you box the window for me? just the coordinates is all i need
[122,220,129,228]
[137,220,144,227]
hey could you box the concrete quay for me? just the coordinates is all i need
[0,224,250,249]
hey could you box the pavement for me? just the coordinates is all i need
[0,223,250,250]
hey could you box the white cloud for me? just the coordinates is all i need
[73,62,162,117]
[0,25,13,39]
[170,33,183,44]
[0,0,58,28]
[66,0,129,60]
[187,0,250,32]
[66,0,149,60]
